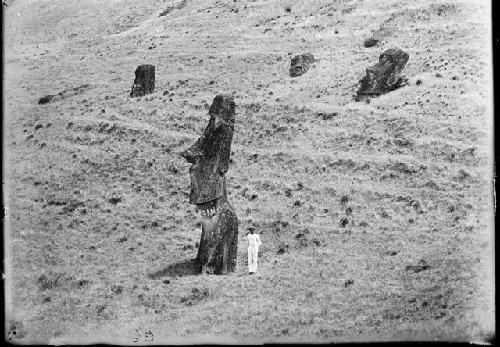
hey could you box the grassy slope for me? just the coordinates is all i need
[3,0,494,343]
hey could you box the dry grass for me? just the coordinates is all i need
[3,0,494,344]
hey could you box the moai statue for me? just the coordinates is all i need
[289,53,315,77]
[181,94,239,275]
[130,64,155,97]
[356,48,409,97]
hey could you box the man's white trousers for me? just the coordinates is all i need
[248,246,259,273]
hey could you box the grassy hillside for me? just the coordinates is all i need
[3,0,494,343]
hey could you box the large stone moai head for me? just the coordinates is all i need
[130,64,155,97]
[356,48,409,96]
[181,95,235,205]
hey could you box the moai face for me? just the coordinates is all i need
[357,48,409,96]
[181,95,235,205]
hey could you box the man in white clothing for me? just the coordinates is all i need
[247,227,262,274]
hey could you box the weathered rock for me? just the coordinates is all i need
[38,95,55,105]
[356,48,409,96]
[289,53,315,77]
[363,37,378,48]
[38,84,91,105]
[181,95,238,275]
[405,259,430,273]
[344,279,354,287]
[130,65,155,97]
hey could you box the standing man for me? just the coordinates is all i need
[247,227,262,274]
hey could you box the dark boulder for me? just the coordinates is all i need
[289,53,315,77]
[38,95,55,105]
[363,37,378,48]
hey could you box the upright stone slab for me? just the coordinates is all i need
[130,64,155,97]
[289,53,315,77]
[181,94,239,275]
[356,48,409,96]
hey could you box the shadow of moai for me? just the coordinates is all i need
[181,94,239,275]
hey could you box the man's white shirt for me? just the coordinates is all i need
[247,234,261,248]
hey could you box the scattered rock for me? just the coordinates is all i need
[339,218,349,228]
[7,320,26,341]
[393,137,413,147]
[76,279,89,287]
[159,1,186,17]
[37,272,72,290]
[111,285,123,294]
[356,48,409,96]
[163,279,171,284]
[294,229,309,239]
[108,197,122,205]
[312,238,321,246]
[392,161,417,174]
[363,37,378,48]
[61,200,84,214]
[455,169,471,182]
[406,259,430,273]
[34,124,43,130]
[277,243,289,254]
[340,195,349,205]
[318,112,338,120]
[38,85,91,105]
[117,236,128,243]
[344,279,354,287]
[271,219,289,233]
[289,53,315,77]
[38,95,55,105]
